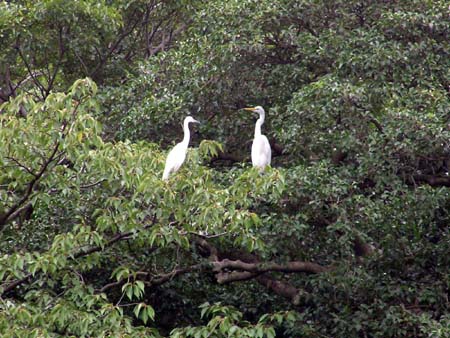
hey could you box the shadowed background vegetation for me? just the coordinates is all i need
[0,0,449,337]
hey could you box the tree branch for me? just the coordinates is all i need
[412,174,450,187]
[45,25,66,97]
[15,41,46,99]
[211,151,243,163]
[353,235,376,257]
[91,9,142,78]
[256,275,302,305]
[147,264,205,287]
[97,264,206,294]
[5,157,37,177]
[212,259,330,275]
[193,237,219,261]
[194,239,329,304]
[0,140,61,228]
[74,220,156,259]
[1,217,158,296]
[216,271,261,284]
[0,99,82,228]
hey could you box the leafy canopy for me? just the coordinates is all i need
[1,0,449,337]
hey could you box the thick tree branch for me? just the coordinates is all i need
[2,202,33,225]
[90,236,329,306]
[216,271,261,284]
[412,174,450,187]
[1,274,32,294]
[212,259,329,275]
[256,275,302,305]
[194,239,328,304]
[211,151,243,163]
[353,235,376,257]
[194,237,219,261]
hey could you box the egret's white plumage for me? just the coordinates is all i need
[244,106,271,172]
[162,116,200,180]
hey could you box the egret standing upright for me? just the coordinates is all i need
[244,106,271,172]
[162,116,200,180]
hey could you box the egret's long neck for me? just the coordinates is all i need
[182,121,191,146]
[254,114,264,138]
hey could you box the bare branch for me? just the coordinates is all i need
[15,41,46,99]
[213,259,330,275]
[5,157,37,177]
[91,9,142,78]
[1,274,32,295]
[2,202,33,225]
[194,239,328,304]
[256,275,302,305]
[45,25,66,96]
[193,237,219,261]
[80,179,107,190]
[147,264,204,287]
[412,174,450,187]
[216,271,261,284]
[148,22,189,56]
[74,221,156,259]
[353,235,376,257]
[211,151,243,164]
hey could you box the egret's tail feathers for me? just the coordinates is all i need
[253,163,266,173]
[162,168,170,181]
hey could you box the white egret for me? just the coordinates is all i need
[162,116,200,180]
[244,106,271,172]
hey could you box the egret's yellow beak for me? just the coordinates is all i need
[244,107,256,112]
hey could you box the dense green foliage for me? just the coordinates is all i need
[1,0,449,337]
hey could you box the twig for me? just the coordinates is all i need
[0,140,61,228]
[1,217,158,296]
[15,42,46,99]
[80,179,107,190]
[5,157,37,177]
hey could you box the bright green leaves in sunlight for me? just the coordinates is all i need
[0,73,287,336]
[134,302,155,325]
[171,302,298,338]
[198,140,224,160]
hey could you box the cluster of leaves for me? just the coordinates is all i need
[1,0,449,337]
[0,78,285,336]
[171,303,298,338]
